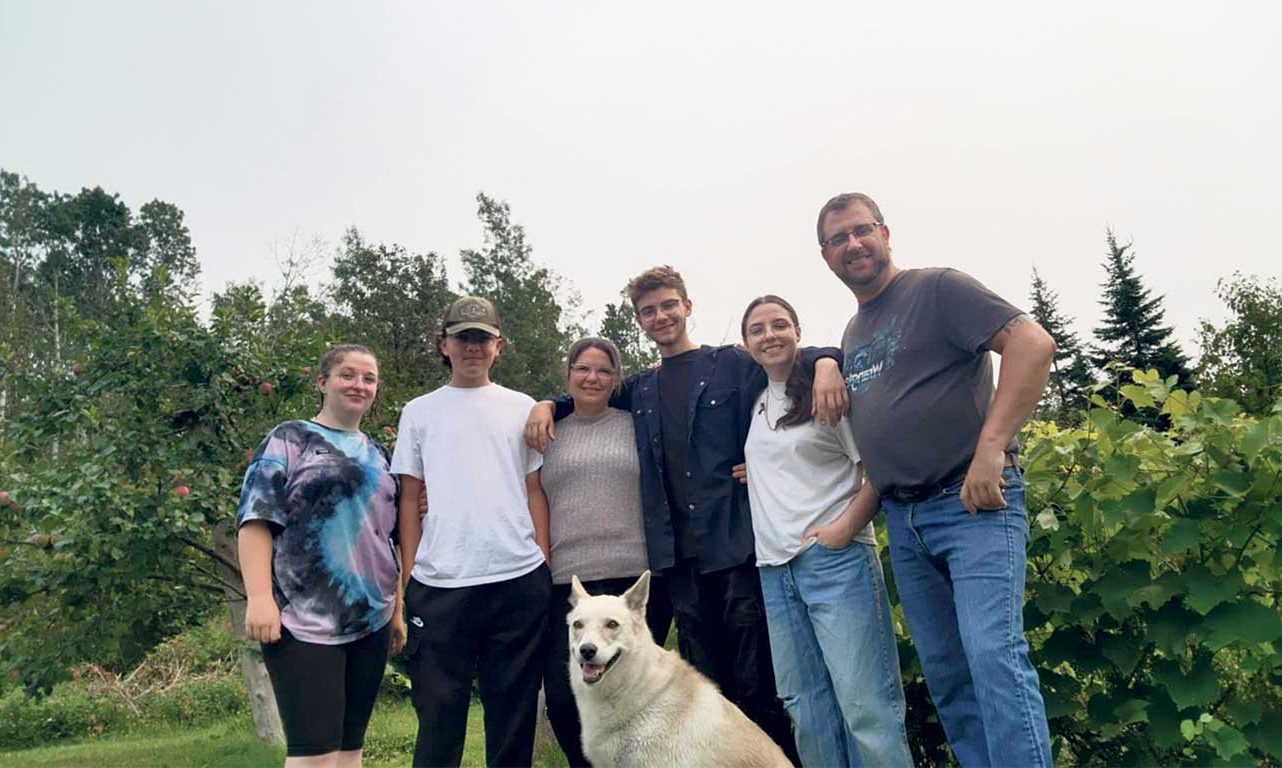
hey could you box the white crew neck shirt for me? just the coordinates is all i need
[744,380,876,566]
[390,383,545,588]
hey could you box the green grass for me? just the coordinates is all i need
[0,698,568,768]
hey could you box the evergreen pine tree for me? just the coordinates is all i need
[1091,229,1193,386]
[1028,267,1093,421]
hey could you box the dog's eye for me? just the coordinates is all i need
[605,619,620,629]
[572,620,583,629]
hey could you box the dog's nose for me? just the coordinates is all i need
[580,643,597,661]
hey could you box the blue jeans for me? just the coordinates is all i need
[882,466,1052,768]
[759,541,914,768]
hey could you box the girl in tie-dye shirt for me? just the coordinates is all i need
[236,343,401,762]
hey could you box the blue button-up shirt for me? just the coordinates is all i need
[553,344,840,574]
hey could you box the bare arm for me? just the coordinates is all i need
[237,521,281,643]
[803,470,879,547]
[811,357,850,426]
[961,314,1056,513]
[398,475,424,587]
[523,401,557,452]
[527,470,551,562]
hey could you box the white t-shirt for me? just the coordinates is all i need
[744,380,876,566]
[390,383,545,588]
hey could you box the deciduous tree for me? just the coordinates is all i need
[1196,273,1282,416]
[460,193,577,396]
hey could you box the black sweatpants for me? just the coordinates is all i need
[667,558,800,765]
[542,573,673,767]
[402,564,551,768]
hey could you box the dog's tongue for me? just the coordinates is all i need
[581,662,606,682]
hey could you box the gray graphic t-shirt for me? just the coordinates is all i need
[236,420,399,645]
[841,268,1022,494]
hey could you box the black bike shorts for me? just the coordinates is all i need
[260,622,390,757]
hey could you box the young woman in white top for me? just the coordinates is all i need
[741,295,913,768]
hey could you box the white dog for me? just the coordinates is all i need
[568,571,791,768]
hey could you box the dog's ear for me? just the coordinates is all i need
[623,570,651,614]
[569,575,589,607]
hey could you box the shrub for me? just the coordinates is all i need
[1022,372,1282,765]
[0,687,127,749]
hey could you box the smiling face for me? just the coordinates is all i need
[819,201,895,299]
[742,302,801,380]
[440,328,504,387]
[633,287,693,353]
[568,346,618,412]
[316,352,379,423]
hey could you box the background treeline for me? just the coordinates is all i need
[1,170,1280,766]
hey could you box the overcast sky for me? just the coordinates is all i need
[3,1,1279,362]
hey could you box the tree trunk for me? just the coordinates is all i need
[212,520,285,746]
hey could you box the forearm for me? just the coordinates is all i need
[834,481,879,536]
[527,480,550,560]
[397,476,424,587]
[237,522,275,600]
[978,335,1054,451]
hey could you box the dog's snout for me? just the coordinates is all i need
[580,643,598,661]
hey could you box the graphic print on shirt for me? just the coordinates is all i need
[237,421,396,639]
[844,316,902,395]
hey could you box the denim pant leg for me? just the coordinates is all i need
[886,467,1052,768]
[759,561,852,768]
[796,542,915,768]
[884,499,989,767]
[945,471,1051,768]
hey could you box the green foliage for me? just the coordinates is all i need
[598,289,659,375]
[0,687,128,749]
[0,618,242,749]
[330,227,455,404]
[1197,273,1282,418]
[1029,267,1093,423]
[461,193,579,397]
[1021,369,1282,765]
[0,279,327,692]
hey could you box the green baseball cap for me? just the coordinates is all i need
[442,296,502,336]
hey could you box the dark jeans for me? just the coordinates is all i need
[667,558,800,765]
[543,573,673,767]
[402,564,551,768]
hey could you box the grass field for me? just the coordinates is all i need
[0,698,568,768]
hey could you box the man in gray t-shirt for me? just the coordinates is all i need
[817,192,1057,768]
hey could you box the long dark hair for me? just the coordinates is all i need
[740,295,812,429]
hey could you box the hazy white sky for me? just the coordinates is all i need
[3,1,1279,360]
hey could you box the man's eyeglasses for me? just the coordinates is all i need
[569,364,617,379]
[821,222,882,249]
[636,298,684,321]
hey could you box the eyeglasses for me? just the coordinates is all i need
[636,298,684,321]
[821,222,882,249]
[569,363,617,379]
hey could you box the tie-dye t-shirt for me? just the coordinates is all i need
[236,420,399,645]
